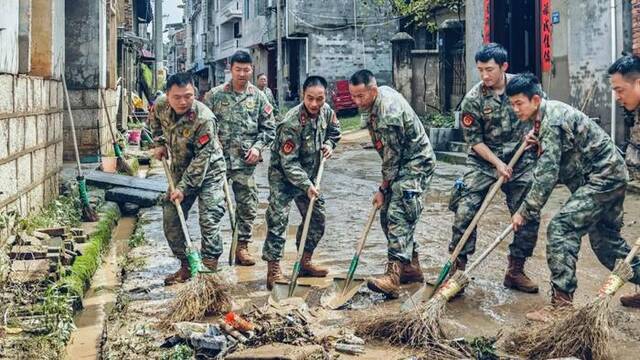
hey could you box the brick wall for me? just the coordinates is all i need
[0,74,64,219]
[633,0,640,55]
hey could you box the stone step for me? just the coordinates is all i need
[435,151,467,165]
[105,187,162,207]
[448,141,469,153]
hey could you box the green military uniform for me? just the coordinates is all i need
[364,86,436,263]
[204,82,276,243]
[262,103,341,261]
[260,86,280,120]
[450,76,540,260]
[518,99,640,294]
[149,96,227,260]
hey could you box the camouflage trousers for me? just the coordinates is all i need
[382,176,429,263]
[449,167,539,260]
[547,184,640,294]
[262,175,325,262]
[227,167,258,242]
[163,176,226,260]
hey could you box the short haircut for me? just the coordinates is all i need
[257,73,267,79]
[608,55,640,81]
[475,43,508,65]
[302,75,328,92]
[165,72,194,91]
[230,50,252,66]
[349,69,376,86]
[505,72,544,99]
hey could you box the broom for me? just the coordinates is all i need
[160,158,231,326]
[62,74,99,222]
[353,225,513,352]
[503,237,640,360]
[99,88,135,176]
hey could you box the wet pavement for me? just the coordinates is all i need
[101,130,640,359]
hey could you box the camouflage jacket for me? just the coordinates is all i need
[364,86,436,184]
[518,100,629,221]
[204,82,276,170]
[149,96,226,195]
[270,103,341,192]
[461,75,536,174]
[260,86,280,118]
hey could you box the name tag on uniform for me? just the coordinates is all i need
[483,107,493,115]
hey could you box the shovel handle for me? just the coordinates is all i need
[162,158,194,249]
[224,175,239,266]
[294,156,327,261]
[449,140,528,263]
[355,207,378,255]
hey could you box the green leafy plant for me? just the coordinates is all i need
[388,0,464,30]
[422,112,455,129]
[161,344,194,360]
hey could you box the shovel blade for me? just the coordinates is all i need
[322,276,366,310]
[269,279,312,303]
[400,279,436,312]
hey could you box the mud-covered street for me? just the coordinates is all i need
[98,129,640,359]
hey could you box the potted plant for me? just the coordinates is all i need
[101,148,117,173]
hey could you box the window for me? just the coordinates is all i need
[244,0,250,18]
[233,22,242,38]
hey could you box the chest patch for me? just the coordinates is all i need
[182,128,192,138]
[282,139,295,155]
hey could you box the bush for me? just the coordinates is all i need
[421,112,455,129]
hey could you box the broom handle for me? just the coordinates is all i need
[295,156,327,260]
[355,206,378,255]
[449,141,528,262]
[61,74,83,176]
[162,158,194,249]
[100,88,119,144]
[465,224,514,274]
[623,237,640,264]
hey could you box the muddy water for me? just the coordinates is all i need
[105,129,640,358]
[65,217,136,359]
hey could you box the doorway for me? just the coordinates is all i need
[490,0,540,79]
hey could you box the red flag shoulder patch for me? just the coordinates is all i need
[264,104,273,115]
[198,133,210,146]
[282,139,295,154]
[462,113,475,127]
[374,139,383,151]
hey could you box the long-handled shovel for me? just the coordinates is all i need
[62,74,99,222]
[271,157,326,302]
[504,236,640,360]
[323,206,378,309]
[402,140,529,311]
[160,157,231,324]
[224,175,240,266]
[99,88,135,176]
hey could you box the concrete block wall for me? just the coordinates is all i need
[0,74,64,220]
[62,88,118,160]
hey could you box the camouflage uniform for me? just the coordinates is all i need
[364,86,436,263]
[449,76,540,260]
[518,99,640,294]
[204,82,276,243]
[262,103,341,261]
[260,86,280,120]
[149,96,227,260]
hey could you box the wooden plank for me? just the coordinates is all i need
[30,0,52,77]
[0,0,19,74]
[85,170,167,192]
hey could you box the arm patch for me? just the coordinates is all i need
[198,133,211,146]
[462,113,475,127]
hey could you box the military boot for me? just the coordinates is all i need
[526,286,573,322]
[367,261,401,298]
[235,241,256,266]
[620,292,640,308]
[164,260,191,285]
[503,256,539,293]
[400,251,424,284]
[267,261,285,290]
[299,252,329,277]
[202,258,219,272]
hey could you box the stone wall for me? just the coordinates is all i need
[0,74,64,220]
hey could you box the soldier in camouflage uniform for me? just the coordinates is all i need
[204,51,276,266]
[262,76,341,290]
[450,43,540,295]
[349,70,436,298]
[507,73,640,321]
[609,55,640,308]
[150,73,227,285]
[257,73,280,121]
